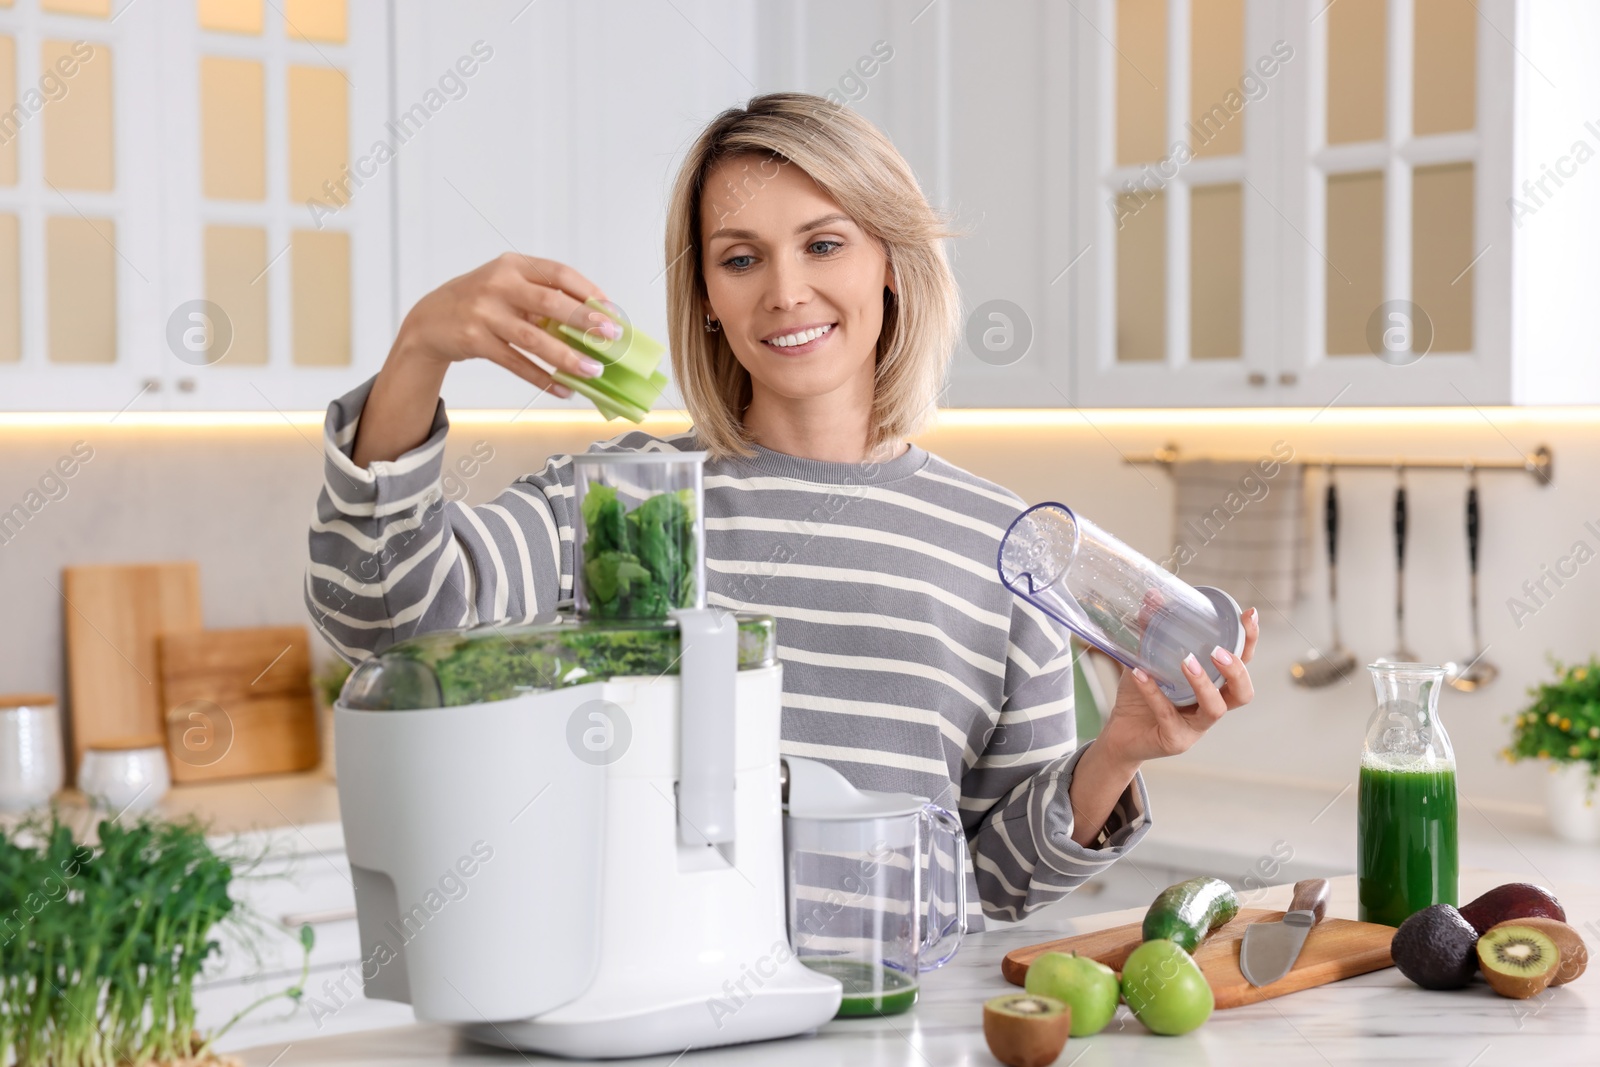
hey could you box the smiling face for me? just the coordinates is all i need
[699,154,896,410]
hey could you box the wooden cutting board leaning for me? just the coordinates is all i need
[61,562,203,783]
[1002,908,1396,1009]
[158,626,320,783]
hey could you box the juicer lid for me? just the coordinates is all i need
[782,756,927,820]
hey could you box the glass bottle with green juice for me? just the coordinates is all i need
[1358,663,1459,927]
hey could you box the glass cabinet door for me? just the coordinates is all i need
[0,1,164,409]
[1070,0,1277,407]
[1272,0,1512,407]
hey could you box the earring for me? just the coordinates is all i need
[704,314,720,333]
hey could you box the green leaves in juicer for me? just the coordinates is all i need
[543,297,670,422]
[581,482,697,619]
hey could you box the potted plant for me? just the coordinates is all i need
[0,812,312,1066]
[1505,657,1600,844]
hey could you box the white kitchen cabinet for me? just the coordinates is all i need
[1065,0,1509,408]
[0,0,393,412]
[194,829,417,1052]
[6,0,1595,413]
[390,0,759,414]
[1061,0,1600,409]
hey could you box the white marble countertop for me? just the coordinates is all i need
[80,764,1597,1064]
[230,870,1600,1066]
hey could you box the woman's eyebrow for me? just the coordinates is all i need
[707,212,853,243]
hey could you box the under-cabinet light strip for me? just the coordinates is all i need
[0,408,1595,429]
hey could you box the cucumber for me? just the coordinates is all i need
[1141,877,1239,953]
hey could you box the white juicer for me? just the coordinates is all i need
[333,451,840,1058]
[336,608,843,1057]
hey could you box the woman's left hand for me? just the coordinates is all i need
[1097,608,1260,766]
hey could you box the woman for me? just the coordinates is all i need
[307,93,1258,928]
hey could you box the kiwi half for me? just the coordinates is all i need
[1476,924,1560,999]
[1489,917,1588,986]
[983,993,1071,1067]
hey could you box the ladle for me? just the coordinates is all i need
[1292,466,1357,687]
[1376,466,1419,663]
[1446,467,1498,691]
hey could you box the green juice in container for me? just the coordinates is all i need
[1357,663,1459,927]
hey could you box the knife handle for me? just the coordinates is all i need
[1289,878,1330,923]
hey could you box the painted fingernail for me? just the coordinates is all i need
[1183,653,1202,675]
[589,312,623,340]
[578,357,605,377]
[1246,607,1259,622]
[1211,646,1234,665]
[1133,667,1150,683]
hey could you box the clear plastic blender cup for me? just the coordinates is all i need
[998,502,1245,705]
[571,452,707,619]
[782,758,967,1017]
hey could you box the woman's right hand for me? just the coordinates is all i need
[352,254,620,467]
[391,252,623,397]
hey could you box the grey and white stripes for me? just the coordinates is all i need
[305,378,1152,928]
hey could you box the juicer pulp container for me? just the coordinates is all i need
[998,502,1245,705]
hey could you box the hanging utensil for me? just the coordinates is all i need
[1292,467,1357,687]
[1446,468,1498,691]
[1378,468,1418,663]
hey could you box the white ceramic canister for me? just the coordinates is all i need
[78,737,171,815]
[0,694,65,812]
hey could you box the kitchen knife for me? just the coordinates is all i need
[1239,878,1331,987]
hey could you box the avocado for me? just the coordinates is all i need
[1391,903,1480,990]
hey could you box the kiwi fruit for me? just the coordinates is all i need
[983,993,1071,1067]
[1475,924,1561,999]
[1489,917,1587,986]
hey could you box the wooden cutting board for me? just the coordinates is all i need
[62,562,203,783]
[158,626,320,783]
[1002,908,1396,1009]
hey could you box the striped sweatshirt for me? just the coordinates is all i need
[305,379,1151,929]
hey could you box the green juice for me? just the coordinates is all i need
[1357,761,1459,927]
[800,958,919,1016]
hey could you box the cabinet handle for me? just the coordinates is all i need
[1246,372,1268,387]
[281,907,357,927]
[1278,372,1298,386]
[140,377,162,393]
[177,378,197,393]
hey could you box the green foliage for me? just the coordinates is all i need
[313,658,353,707]
[580,484,697,620]
[0,812,312,1066]
[1507,656,1600,773]
[383,615,776,708]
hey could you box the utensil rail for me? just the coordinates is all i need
[1124,443,1553,486]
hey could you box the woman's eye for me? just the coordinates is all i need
[722,254,755,272]
[809,239,841,256]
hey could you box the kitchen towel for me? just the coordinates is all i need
[1165,456,1307,607]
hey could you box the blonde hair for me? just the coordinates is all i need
[664,92,963,461]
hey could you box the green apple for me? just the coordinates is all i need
[1120,939,1214,1036]
[1023,951,1120,1036]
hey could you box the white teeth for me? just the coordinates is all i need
[767,324,833,348]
